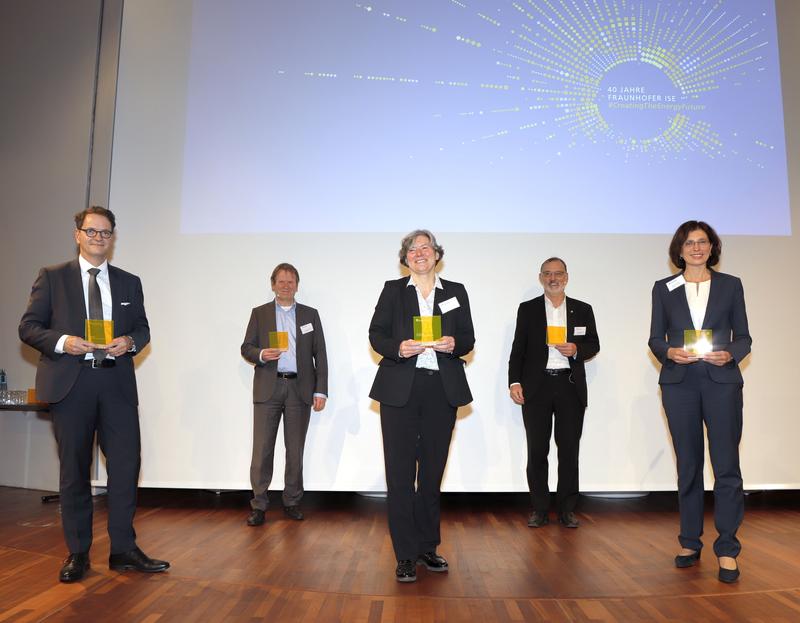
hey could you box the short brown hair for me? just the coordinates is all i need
[74,206,116,230]
[668,220,721,269]
[270,262,300,284]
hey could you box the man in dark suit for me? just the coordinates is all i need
[508,257,600,529]
[241,263,328,525]
[19,206,168,583]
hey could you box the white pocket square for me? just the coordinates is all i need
[121,302,131,306]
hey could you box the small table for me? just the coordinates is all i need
[1,403,57,501]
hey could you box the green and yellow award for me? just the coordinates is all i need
[413,315,442,346]
[85,319,114,345]
[684,329,713,356]
[546,325,567,345]
[268,331,289,351]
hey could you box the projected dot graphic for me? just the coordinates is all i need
[299,0,774,164]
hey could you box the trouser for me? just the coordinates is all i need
[380,369,456,561]
[50,366,141,555]
[250,378,312,510]
[661,362,744,558]
[521,372,585,513]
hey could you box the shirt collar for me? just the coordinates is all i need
[273,298,296,311]
[406,275,444,290]
[78,255,109,274]
[544,294,566,311]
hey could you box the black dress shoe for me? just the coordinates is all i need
[558,512,579,528]
[395,559,417,583]
[109,547,170,573]
[417,551,448,572]
[59,552,90,583]
[247,509,266,526]
[674,550,701,568]
[718,562,740,583]
[528,511,549,528]
[283,505,304,521]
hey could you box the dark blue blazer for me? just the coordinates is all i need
[369,277,474,408]
[648,270,751,385]
[19,259,150,404]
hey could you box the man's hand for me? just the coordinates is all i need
[64,336,99,356]
[313,396,327,412]
[104,336,131,357]
[399,339,426,358]
[510,384,525,405]
[554,342,577,357]
[260,348,283,362]
[703,350,733,367]
[667,347,697,364]
[432,336,455,354]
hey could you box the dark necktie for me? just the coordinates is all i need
[87,268,106,361]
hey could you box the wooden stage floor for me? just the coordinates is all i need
[1,487,799,622]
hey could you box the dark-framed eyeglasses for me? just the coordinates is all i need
[79,227,113,239]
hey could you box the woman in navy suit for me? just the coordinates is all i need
[369,229,475,583]
[649,220,751,583]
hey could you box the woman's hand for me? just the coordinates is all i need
[399,339,426,358]
[667,347,696,364]
[703,350,733,366]
[432,336,455,354]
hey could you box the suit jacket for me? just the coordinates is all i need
[241,301,328,405]
[18,258,150,404]
[507,295,600,407]
[649,270,751,384]
[368,276,474,408]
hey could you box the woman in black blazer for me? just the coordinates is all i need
[649,220,751,583]
[369,229,474,583]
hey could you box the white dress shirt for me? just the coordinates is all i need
[408,275,443,371]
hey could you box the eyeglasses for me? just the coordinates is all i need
[683,238,710,248]
[408,244,433,255]
[541,271,566,279]
[79,228,113,239]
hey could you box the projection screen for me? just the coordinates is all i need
[103,0,798,492]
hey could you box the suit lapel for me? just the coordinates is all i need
[108,265,120,331]
[403,277,421,339]
[669,273,694,329]
[265,301,277,334]
[67,260,88,335]
[535,296,547,347]
[699,270,718,329]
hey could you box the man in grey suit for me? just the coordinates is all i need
[241,263,328,525]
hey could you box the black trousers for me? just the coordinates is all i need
[380,369,456,561]
[521,372,585,513]
[661,362,744,558]
[50,365,141,555]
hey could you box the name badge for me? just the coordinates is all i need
[666,275,686,292]
[573,326,586,336]
[438,297,460,314]
[300,323,314,334]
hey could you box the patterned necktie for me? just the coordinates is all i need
[87,268,106,361]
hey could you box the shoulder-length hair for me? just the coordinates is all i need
[668,220,721,269]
